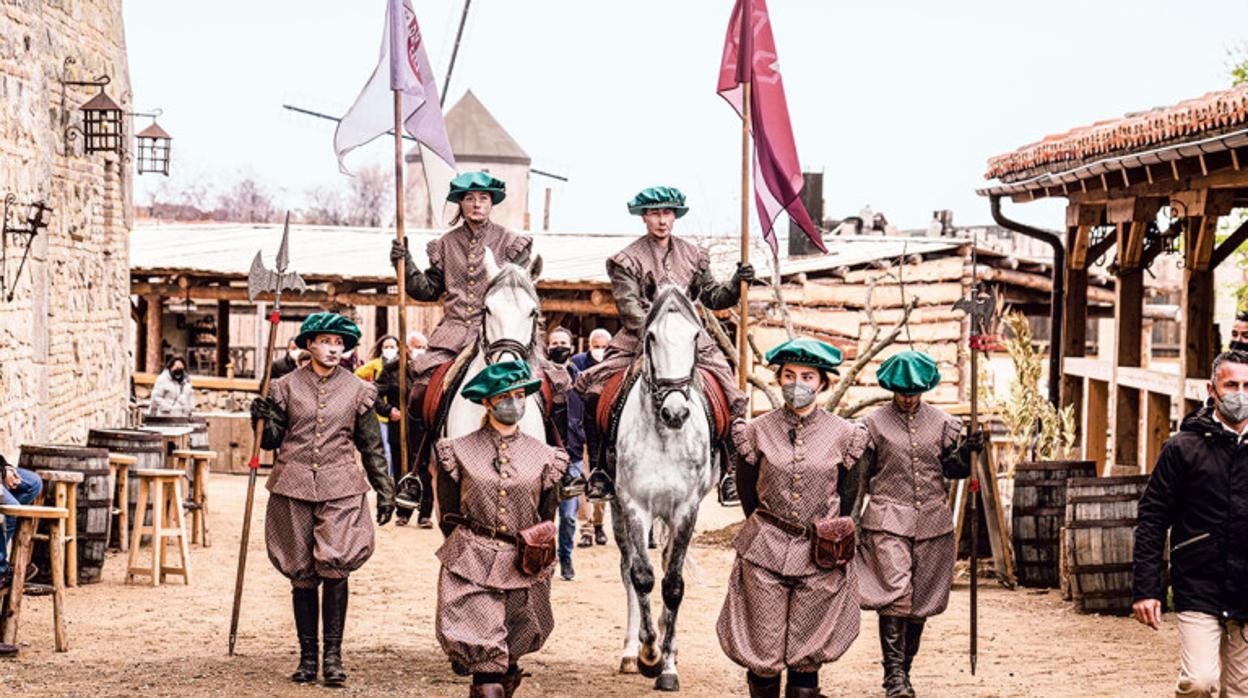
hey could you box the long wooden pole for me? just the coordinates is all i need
[737,80,751,392]
[394,91,409,479]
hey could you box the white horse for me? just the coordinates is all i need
[442,248,547,442]
[612,284,715,692]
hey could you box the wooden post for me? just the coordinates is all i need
[737,80,752,392]
[216,299,230,378]
[393,91,410,479]
[1062,204,1100,452]
[1181,210,1221,414]
[543,187,552,232]
[1142,390,1170,473]
[145,294,163,373]
[1084,378,1109,471]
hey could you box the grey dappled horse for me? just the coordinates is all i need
[611,284,715,692]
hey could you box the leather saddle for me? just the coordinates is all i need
[596,364,730,442]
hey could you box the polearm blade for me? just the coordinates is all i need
[230,212,304,656]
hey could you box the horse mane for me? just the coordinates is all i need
[485,263,539,304]
[644,284,700,331]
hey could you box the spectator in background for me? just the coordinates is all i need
[547,326,584,581]
[1,455,43,595]
[1133,350,1248,697]
[269,339,303,380]
[571,328,611,547]
[1229,312,1248,352]
[149,354,195,416]
[406,330,428,364]
[357,335,401,475]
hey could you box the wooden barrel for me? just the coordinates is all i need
[1064,475,1150,615]
[18,444,112,585]
[87,428,165,547]
[143,415,210,450]
[1011,460,1096,588]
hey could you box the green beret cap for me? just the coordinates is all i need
[765,337,843,375]
[460,360,542,404]
[627,186,688,218]
[294,312,362,351]
[448,171,506,204]
[876,350,941,394]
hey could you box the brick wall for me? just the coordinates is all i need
[0,1,132,458]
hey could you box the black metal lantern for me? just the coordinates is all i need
[2,195,52,302]
[61,57,123,156]
[135,118,172,176]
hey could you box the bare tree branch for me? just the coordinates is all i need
[701,306,738,370]
[837,395,891,418]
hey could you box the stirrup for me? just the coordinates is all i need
[559,474,586,500]
[718,473,740,506]
[586,470,615,502]
[394,472,423,510]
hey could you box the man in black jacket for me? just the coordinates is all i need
[1133,350,1248,697]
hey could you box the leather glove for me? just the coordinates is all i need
[376,503,394,526]
[249,397,285,425]
[965,430,986,453]
[390,237,413,267]
[735,262,756,284]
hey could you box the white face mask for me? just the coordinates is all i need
[590,347,606,363]
[381,347,398,362]
[410,348,426,359]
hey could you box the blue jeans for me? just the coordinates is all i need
[2,468,43,572]
[379,421,394,477]
[557,460,582,565]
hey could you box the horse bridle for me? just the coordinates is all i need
[478,305,538,365]
[642,332,697,414]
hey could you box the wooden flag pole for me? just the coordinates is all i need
[737,80,752,392]
[393,90,409,479]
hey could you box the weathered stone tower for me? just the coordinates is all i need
[0,1,133,457]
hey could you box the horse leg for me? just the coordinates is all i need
[653,506,697,692]
[612,500,642,674]
[623,508,662,679]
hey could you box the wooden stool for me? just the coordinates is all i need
[107,453,137,552]
[170,450,216,547]
[0,504,69,652]
[125,469,191,586]
[34,470,83,589]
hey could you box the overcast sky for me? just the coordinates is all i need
[122,0,1248,237]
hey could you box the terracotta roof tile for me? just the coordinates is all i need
[984,83,1248,181]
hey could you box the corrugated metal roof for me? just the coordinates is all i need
[130,222,974,286]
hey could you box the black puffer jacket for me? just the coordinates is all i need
[1132,406,1248,622]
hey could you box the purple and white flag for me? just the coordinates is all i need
[334,0,455,175]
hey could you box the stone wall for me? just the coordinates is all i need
[0,2,132,459]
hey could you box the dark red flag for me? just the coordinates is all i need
[718,0,825,255]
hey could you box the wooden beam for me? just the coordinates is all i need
[1084,378,1109,471]
[1181,261,1216,414]
[1210,217,1248,269]
[1086,229,1117,266]
[1112,267,1145,471]
[145,294,163,373]
[1142,391,1170,474]
[1187,215,1219,272]
[1062,227,1089,447]
[216,299,230,378]
[1118,221,1148,269]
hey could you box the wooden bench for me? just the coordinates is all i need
[107,453,138,552]
[34,470,83,588]
[170,450,216,547]
[125,469,191,586]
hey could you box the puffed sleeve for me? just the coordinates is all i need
[842,421,871,470]
[542,449,570,490]
[425,236,444,270]
[730,418,757,467]
[504,232,533,266]
[357,381,378,416]
[940,416,963,452]
[434,438,460,482]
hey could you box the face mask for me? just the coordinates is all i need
[289,348,302,361]
[343,348,355,359]
[492,397,526,425]
[1217,390,1248,423]
[1231,340,1248,352]
[381,348,399,362]
[590,348,606,363]
[171,369,186,382]
[410,348,426,359]
[781,382,816,410]
[548,346,572,364]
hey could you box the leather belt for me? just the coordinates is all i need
[755,508,810,538]
[442,513,519,545]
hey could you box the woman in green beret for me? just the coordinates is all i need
[388,172,536,475]
[433,360,569,698]
[856,350,981,698]
[575,185,754,502]
[249,312,396,686]
[717,338,868,698]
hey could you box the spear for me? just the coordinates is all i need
[229,212,306,656]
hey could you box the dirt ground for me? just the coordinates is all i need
[1,475,1179,697]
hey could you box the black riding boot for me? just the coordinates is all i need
[290,586,319,683]
[717,438,740,506]
[321,578,349,686]
[902,618,925,688]
[500,663,523,698]
[879,615,914,698]
[397,384,429,525]
[785,669,823,698]
[583,394,615,501]
[747,671,781,698]
[471,672,506,698]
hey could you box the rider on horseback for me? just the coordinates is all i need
[389,171,568,512]
[575,186,755,502]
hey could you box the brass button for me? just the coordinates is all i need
[311,463,319,470]
[496,541,503,548]
[500,457,509,464]
[315,431,322,437]
[794,474,802,481]
[468,280,476,286]
[794,455,804,462]
[319,388,326,395]
[468,266,476,272]
[911,441,917,447]
[499,525,508,532]
[317,417,324,424]
[790,510,798,517]
[313,447,320,454]
[499,489,507,497]
[319,403,326,409]
[914,500,921,507]
[795,439,803,446]
[500,443,508,450]
[792,494,801,501]
[501,472,509,479]
[499,507,507,514]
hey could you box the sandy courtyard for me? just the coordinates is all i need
[0,475,1178,697]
